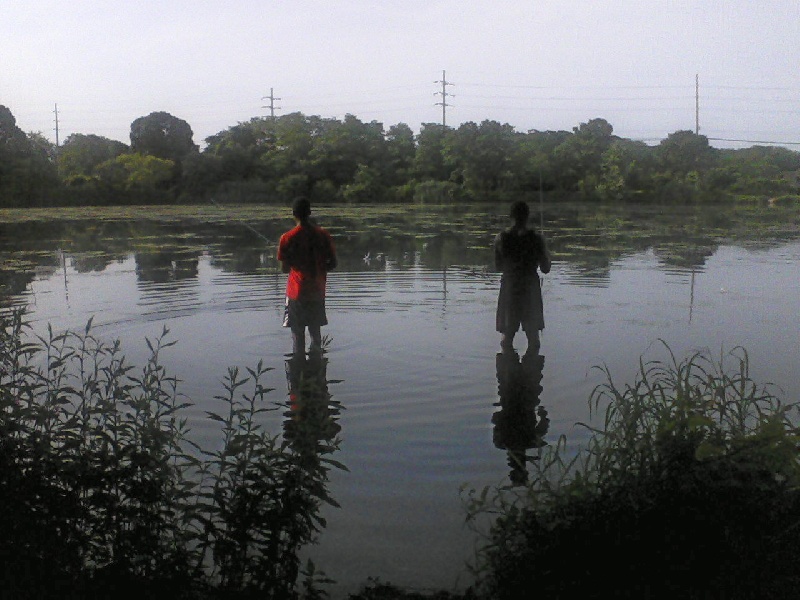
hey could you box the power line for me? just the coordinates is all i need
[458,83,694,90]
[708,137,800,146]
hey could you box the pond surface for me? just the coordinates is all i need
[1,201,799,596]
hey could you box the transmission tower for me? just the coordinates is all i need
[695,74,700,135]
[434,70,454,128]
[53,103,60,168]
[53,103,60,147]
[261,88,282,119]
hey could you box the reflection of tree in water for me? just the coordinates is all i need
[134,250,200,283]
[71,253,120,273]
[0,269,37,301]
[207,222,281,274]
[283,353,343,472]
[548,204,729,277]
[653,240,717,270]
[493,350,549,486]
[335,230,418,271]
[208,248,275,274]
[2,203,797,302]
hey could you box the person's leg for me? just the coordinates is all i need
[308,325,322,352]
[524,328,540,354]
[291,326,306,355]
[500,330,515,352]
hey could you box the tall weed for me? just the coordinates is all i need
[0,308,342,599]
[465,341,800,599]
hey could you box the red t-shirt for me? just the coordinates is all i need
[277,224,336,301]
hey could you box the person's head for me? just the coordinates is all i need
[510,200,530,225]
[292,197,312,221]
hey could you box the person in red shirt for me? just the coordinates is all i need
[277,197,337,355]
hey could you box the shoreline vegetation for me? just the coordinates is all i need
[3,308,799,599]
[2,105,799,209]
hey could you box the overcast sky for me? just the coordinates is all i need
[2,1,798,149]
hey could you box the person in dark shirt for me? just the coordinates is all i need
[277,197,337,355]
[494,200,551,354]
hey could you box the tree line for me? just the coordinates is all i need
[1,104,798,208]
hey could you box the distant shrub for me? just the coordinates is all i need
[465,342,800,600]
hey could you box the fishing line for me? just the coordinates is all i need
[539,171,547,344]
[208,197,274,246]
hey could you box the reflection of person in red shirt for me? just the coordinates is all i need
[277,197,337,355]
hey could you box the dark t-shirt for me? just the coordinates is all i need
[494,228,548,280]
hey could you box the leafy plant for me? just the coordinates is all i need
[465,342,800,599]
[0,308,344,599]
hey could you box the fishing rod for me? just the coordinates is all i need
[538,171,548,345]
[539,170,544,234]
[208,197,283,278]
[208,197,274,246]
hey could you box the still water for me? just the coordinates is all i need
[1,202,799,595]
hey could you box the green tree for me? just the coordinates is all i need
[611,138,658,194]
[657,130,716,176]
[309,114,387,188]
[553,117,616,193]
[384,122,416,187]
[95,153,175,200]
[58,134,128,179]
[130,111,198,162]
[341,164,385,202]
[180,152,224,200]
[204,117,273,182]
[715,145,800,195]
[0,104,29,152]
[443,119,521,195]
[412,123,452,182]
[259,112,326,199]
[0,105,33,205]
[0,106,59,206]
[516,129,572,193]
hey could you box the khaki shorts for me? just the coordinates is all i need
[283,297,328,330]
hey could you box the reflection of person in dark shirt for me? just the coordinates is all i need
[493,349,549,486]
[495,200,551,354]
[277,197,337,355]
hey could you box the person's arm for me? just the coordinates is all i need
[326,254,337,271]
[325,233,337,271]
[538,234,551,274]
[494,233,504,272]
[277,235,292,273]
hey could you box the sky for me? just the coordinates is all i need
[2,0,799,150]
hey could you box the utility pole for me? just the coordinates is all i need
[695,74,699,135]
[53,103,60,168]
[53,103,60,147]
[261,88,281,119]
[434,70,454,128]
